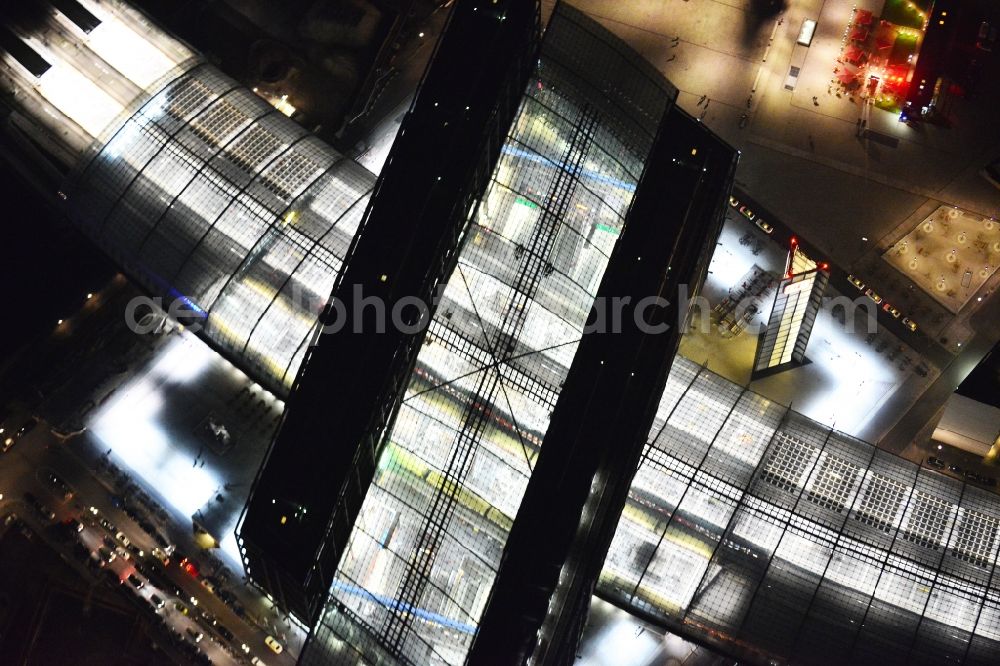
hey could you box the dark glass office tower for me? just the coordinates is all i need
[469,102,738,665]
[237,0,543,626]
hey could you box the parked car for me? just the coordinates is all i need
[97,546,116,566]
[903,317,918,332]
[265,635,284,654]
[149,594,165,609]
[926,456,946,469]
[45,473,73,501]
[882,303,901,318]
[965,470,986,484]
[864,288,882,304]
[755,219,774,234]
[178,555,200,578]
[847,274,865,291]
[738,204,755,220]
[24,492,56,521]
[127,573,144,589]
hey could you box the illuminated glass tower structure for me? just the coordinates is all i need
[751,241,829,379]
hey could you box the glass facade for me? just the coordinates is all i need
[304,6,677,665]
[600,355,1000,665]
[64,63,375,394]
[752,245,828,377]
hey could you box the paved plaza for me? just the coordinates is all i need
[564,0,1000,459]
[86,332,285,569]
[883,204,1000,312]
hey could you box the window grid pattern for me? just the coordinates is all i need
[65,63,374,395]
[599,355,1000,666]
[805,454,861,513]
[903,491,954,551]
[856,473,909,533]
[761,433,817,493]
[309,8,678,664]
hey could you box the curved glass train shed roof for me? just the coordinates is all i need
[64,63,375,394]
[601,355,1000,666]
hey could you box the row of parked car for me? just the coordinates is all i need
[72,508,223,665]
[926,456,997,487]
[95,460,282,662]
[728,195,774,234]
[145,549,282,664]
[847,274,919,332]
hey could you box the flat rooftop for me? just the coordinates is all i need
[679,210,933,441]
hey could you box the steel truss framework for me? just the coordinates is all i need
[302,5,678,664]
[601,355,1000,666]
